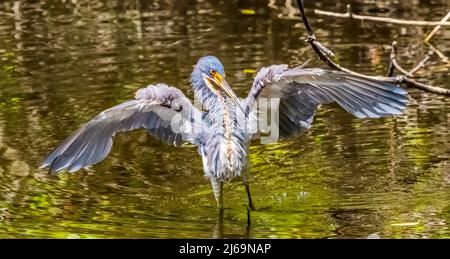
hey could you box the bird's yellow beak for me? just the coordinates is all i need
[202,72,247,117]
[212,73,238,102]
[212,73,247,117]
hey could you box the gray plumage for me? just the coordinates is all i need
[41,56,408,210]
[41,83,203,173]
[243,65,408,139]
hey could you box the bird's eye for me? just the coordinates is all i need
[209,69,216,75]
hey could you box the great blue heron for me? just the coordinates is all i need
[41,56,408,211]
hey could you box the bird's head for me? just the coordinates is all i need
[192,56,239,103]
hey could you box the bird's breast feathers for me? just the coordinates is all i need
[203,103,249,182]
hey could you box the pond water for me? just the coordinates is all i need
[0,0,448,238]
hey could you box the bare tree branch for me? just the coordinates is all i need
[389,41,414,77]
[387,44,396,77]
[296,0,450,96]
[314,4,450,26]
[408,49,433,75]
[397,10,449,76]
[427,43,449,63]
[419,11,450,65]
[424,11,450,42]
[400,76,450,95]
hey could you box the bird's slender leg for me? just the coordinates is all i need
[212,207,224,239]
[245,208,251,239]
[242,176,255,211]
[210,176,224,210]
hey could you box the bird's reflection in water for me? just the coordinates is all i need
[212,208,252,239]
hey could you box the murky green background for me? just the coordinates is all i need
[0,0,449,238]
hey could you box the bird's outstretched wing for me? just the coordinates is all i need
[243,65,408,139]
[41,83,204,174]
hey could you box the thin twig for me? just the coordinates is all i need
[406,11,450,74]
[419,11,450,65]
[298,0,384,79]
[424,11,450,42]
[314,4,450,26]
[400,76,450,95]
[376,76,449,95]
[427,43,449,63]
[296,0,450,96]
[408,49,433,75]
[387,44,396,77]
[391,59,412,77]
[298,2,341,71]
[389,42,414,77]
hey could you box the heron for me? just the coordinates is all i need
[41,56,408,211]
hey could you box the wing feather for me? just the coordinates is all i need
[244,66,408,139]
[41,83,204,174]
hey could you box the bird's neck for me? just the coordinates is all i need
[190,69,205,93]
[190,72,222,110]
